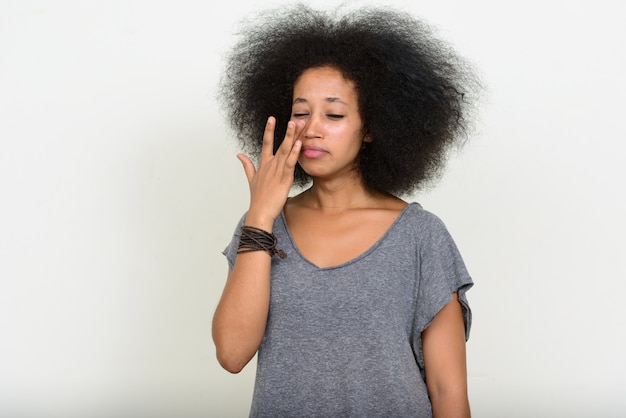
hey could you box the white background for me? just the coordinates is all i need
[1,0,625,417]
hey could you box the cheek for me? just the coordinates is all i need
[349,129,367,149]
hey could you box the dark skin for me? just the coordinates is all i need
[212,66,470,417]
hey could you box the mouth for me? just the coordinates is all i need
[301,146,327,159]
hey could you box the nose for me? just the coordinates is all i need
[303,114,322,139]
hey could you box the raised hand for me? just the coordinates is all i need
[237,116,303,230]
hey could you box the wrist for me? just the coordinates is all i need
[237,225,287,259]
[244,212,275,232]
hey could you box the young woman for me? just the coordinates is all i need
[212,5,481,417]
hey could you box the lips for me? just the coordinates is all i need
[301,145,327,159]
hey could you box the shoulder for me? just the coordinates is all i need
[401,202,448,230]
[396,203,463,253]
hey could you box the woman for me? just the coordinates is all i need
[212,4,481,417]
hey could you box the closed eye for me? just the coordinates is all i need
[327,114,344,119]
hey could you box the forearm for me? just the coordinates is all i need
[430,390,470,418]
[212,214,275,373]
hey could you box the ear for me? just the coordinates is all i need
[362,134,373,143]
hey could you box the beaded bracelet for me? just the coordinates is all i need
[237,225,287,259]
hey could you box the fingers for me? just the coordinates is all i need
[239,116,300,174]
[259,116,275,166]
[277,120,304,157]
[273,120,304,180]
[278,121,296,157]
[260,117,304,168]
[285,139,302,170]
[236,153,256,183]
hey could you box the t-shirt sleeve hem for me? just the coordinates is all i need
[420,277,473,341]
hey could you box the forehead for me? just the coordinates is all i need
[293,66,357,102]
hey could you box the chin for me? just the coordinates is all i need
[298,161,323,176]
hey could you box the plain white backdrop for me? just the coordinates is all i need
[1,0,625,417]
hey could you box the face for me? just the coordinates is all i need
[291,66,369,181]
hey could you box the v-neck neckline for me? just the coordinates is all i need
[278,202,416,270]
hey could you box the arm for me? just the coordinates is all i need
[212,256,271,374]
[422,292,471,418]
[212,117,303,374]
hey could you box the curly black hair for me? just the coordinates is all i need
[217,3,482,196]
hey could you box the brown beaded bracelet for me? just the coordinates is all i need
[237,225,287,259]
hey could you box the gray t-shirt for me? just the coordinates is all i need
[223,202,473,418]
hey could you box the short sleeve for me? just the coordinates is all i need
[411,211,473,371]
[222,212,247,270]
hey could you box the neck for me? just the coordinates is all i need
[305,179,375,210]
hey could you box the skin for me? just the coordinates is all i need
[212,66,470,417]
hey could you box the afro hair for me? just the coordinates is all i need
[217,3,482,196]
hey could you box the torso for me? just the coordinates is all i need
[223,201,473,417]
[284,192,407,268]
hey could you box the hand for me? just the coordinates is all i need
[237,116,303,229]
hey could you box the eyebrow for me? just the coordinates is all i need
[292,97,348,105]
